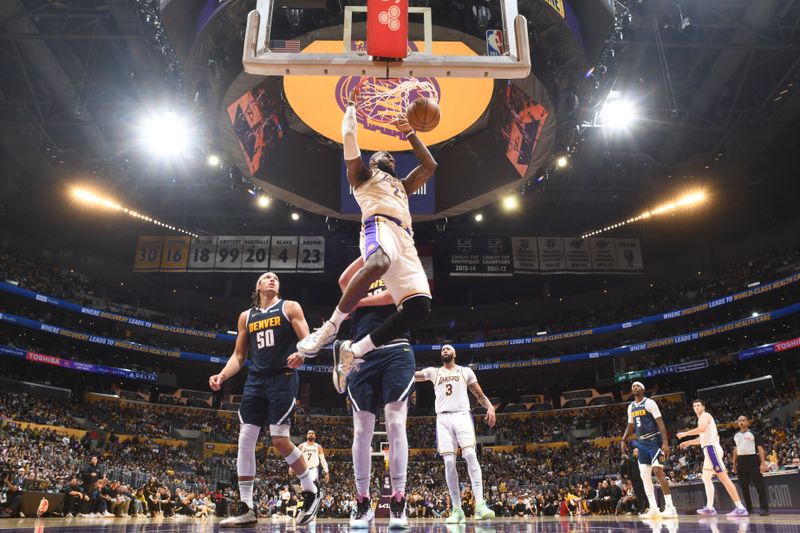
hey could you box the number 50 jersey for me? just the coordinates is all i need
[246,301,297,375]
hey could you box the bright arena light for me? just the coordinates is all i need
[580,189,708,239]
[600,99,638,129]
[502,195,519,211]
[291,212,300,221]
[257,195,271,208]
[207,154,221,167]
[474,213,484,222]
[556,156,568,168]
[70,186,199,238]
[140,111,191,157]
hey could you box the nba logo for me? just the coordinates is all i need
[486,30,504,56]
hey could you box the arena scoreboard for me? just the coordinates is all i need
[133,235,325,273]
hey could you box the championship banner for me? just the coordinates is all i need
[134,235,325,273]
[537,237,566,272]
[511,237,539,274]
[449,236,513,277]
[564,238,591,272]
[589,238,618,270]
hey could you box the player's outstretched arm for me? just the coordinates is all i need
[414,370,429,382]
[468,381,496,428]
[342,98,370,189]
[209,311,249,390]
[679,437,701,449]
[285,300,312,366]
[391,117,437,195]
[620,421,635,454]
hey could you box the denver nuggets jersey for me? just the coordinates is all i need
[350,278,404,343]
[627,397,662,442]
[422,365,477,414]
[353,169,411,228]
[246,300,296,375]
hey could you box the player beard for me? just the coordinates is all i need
[441,354,453,364]
[377,160,396,177]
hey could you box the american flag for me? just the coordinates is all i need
[269,40,301,53]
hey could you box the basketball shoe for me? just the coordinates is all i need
[350,497,373,529]
[220,502,257,527]
[297,321,337,356]
[389,494,409,529]
[474,501,495,520]
[446,507,466,524]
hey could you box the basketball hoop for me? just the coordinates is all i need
[351,77,439,127]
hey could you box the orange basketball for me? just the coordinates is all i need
[405,97,440,132]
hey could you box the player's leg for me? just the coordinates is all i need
[438,417,464,523]
[706,445,747,516]
[652,455,676,517]
[380,347,415,529]
[697,445,720,515]
[347,357,380,528]
[220,396,263,527]
[454,412,493,519]
[267,374,322,525]
[637,444,661,518]
[297,218,393,355]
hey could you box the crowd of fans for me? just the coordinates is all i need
[2,385,799,519]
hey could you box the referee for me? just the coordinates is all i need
[732,415,769,515]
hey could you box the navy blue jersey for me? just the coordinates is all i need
[350,279,405,343]
[628,397,662,442]
[246,300,297,375]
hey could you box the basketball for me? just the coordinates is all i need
[406,97,440,132]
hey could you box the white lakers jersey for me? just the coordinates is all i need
[298,442,322,468]
[422,365,478,414]
[353,169,411,228]
[698,412,720,447]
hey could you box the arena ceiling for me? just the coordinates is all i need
[0,0,799,244]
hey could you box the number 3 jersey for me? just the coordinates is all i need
[421,365,477,414]
[246,300,297,375]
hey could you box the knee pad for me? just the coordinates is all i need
[400,296,431,321]
[238,424,260,453]
[237,424,260,477]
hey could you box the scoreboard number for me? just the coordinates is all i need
[188,237,217,271]
[214,236,244,270]
[240,236,271,270]
[297,236,325,272]
[160,236,190,271]
[133,236,164,271]
[270,236,298,271]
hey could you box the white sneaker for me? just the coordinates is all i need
[297,321,337,356]
[332,340,360,393]
[220,503,258,528]
[662,504,679,518]
[350,497,374,529]
[640,508,662,520]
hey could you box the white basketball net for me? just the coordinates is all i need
[355,78,439,126]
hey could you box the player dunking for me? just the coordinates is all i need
[336,257,416,529]
[416,345,496,523]
[296,431,330,485]
[297,88,437,380]
[621,382,678,519]
[209,272,323,527]
[677,399,749,517]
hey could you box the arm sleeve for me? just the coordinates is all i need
[463,367,478,386]
[421,367,436,382]
[645,399,662,419]
[319,448,329,473]
[341,105,361,160]
[627,404,634,424]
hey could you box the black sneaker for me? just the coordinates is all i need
[296,484,323,525]
[350,497,374,528]
[219,502,257,527]
[389,495,409,529]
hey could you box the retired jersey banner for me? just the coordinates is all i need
[511,237,539,274]
[133,235,324,273]
[449,236,513,277]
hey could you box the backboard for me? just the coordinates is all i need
[242,0,531,78]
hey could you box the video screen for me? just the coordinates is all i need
[227,80,284,175]
[498,82,549,178]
